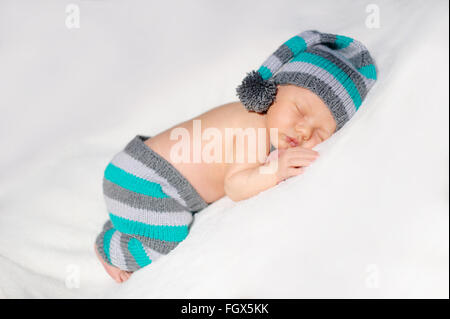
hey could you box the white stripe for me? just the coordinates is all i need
[143,245,163,262]
[262,54,283,73]
[105,195,193,226]
[108,232,128,269]
[111,151,187,207]
[298,30,321,47]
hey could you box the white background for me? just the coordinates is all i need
[0,0,448,298]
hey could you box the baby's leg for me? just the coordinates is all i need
[94,135,207,282]
[95,220,153,283]
[94,242,131,283]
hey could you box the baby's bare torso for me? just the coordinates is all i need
[145,101,270,204]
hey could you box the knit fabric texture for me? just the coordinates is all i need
[236,30,378,131]
[95,135,208,272]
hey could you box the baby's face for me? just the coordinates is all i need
[266,84,337,150]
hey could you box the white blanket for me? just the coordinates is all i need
[0,0,448,298]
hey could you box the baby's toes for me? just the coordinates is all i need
[119,270,132,282]
[111,272,123,283]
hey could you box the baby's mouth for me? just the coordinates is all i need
[285,135,299,147]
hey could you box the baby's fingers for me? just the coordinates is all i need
[287,156,317,167]
[289,146,320,157]
[287,166,305,177]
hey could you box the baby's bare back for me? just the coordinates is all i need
[145,101,270,203]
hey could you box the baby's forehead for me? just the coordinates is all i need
[278,84,313,96]
[278,85,318,104]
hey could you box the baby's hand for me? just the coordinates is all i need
[271,147,320,183]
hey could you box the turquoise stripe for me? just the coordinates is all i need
[104,163,169,198]
[109,213,189,242]
[292,52,362,108]
[258,36,307,80]
[103,228,116,264]
[128,238,152,268]
[258,65,272,80]
[335,35,353,49]
[284,35,307,56]
[358,64,377,80]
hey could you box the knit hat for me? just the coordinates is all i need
[236,30,377,131]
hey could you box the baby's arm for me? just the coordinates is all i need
[224,147,319,202]
[224,160,278,202]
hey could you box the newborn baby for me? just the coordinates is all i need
[95,30,377,282]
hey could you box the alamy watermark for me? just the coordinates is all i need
[365,4,381,29]
[365,263,381,289]
[167,120,279,174]
[65,4,80,29]
[65,264,81,289]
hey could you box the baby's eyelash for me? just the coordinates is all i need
[318,134,324,142]
[317,130,328,141]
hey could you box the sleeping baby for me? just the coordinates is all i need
[95,30,377,282]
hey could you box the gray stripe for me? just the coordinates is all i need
[319,32,336,46]
[120,233,141,272]
[273,44,293,64]
[274,72,351,131]
[306,47,368,101]
[95,221,113,265]
[124,135,209,212]
[103,178,188,212]
[134,235,180,255]
[102,220,113,231]
[348,49,374,69]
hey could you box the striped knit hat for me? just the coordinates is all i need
[236,30,377,131]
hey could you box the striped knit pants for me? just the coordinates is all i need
[95,135,208,272]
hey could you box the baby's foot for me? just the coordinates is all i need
[94,244,133,283]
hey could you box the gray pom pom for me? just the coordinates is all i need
[236,71,277,113]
